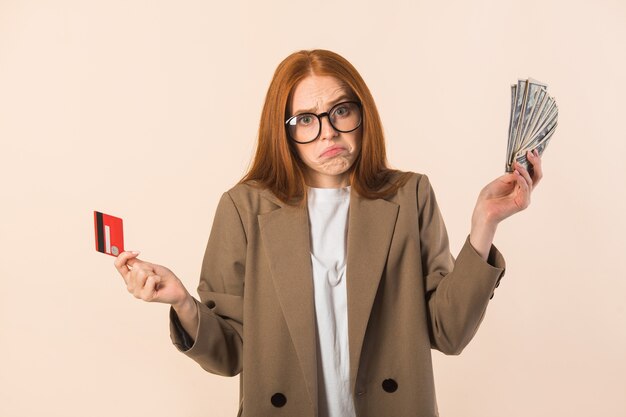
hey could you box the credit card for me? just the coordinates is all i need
[94,211,124,256]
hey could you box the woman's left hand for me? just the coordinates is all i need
[473,149,543,226]
[469,149,542,259]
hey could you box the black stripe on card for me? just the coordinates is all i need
[95,211,105,253]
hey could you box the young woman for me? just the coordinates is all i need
[114,49,542,417]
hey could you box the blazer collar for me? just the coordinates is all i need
[257,186,399,410]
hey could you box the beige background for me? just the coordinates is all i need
[1,0,625,416]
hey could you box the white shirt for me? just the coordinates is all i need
[307,185,356,417]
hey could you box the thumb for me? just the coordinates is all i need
[151,274,163,292]
[151,263,172,278]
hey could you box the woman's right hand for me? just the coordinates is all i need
[114,251,192,309]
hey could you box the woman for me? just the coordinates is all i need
[114,49,542,417]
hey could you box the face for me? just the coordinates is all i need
[288,75,362,188]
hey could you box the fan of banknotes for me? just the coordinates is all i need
[505,78,558,174]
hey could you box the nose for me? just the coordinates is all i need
[318,114,338,141]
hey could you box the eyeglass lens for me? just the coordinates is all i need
[286,102,361,143]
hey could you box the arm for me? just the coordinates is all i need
[422,150,542,355]
[470,149,543,259]
[418,174,505,355]
[169,191,246,377]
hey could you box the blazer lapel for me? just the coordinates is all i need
[257,188,399,410]
[258,202,318,415]
[346,190,399,391]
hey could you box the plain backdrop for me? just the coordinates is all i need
[1,0,625,416]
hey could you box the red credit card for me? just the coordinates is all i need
[94,211,124,256]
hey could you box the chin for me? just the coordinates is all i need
[322,156,353,169]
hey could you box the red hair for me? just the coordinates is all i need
[239,49,411,206]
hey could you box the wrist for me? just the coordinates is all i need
[471,203,500,231]
[470,214,498,261]
[172,293,194,314]
[471,215,498,236]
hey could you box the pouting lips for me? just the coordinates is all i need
[319,145,346,157]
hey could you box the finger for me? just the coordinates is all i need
[527,149,543,187]
[500,172,517,188]
[114,251,141,284]
[126,257,140,270]
[139,274,162,302]
[150,263,171,277]
[499,172,517,184]
[129,265,155,297]
[495,172,518,192]
[127,257,159,272]
[514,170,531,209]
[514,161,533,189]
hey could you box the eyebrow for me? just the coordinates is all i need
[292,94,353,115]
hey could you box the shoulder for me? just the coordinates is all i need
[382,170,432,200]
[220,181,283,216]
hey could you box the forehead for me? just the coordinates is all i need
[289,75,349,114]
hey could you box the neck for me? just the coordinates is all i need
[305,172,351,188]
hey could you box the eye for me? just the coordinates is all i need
[333,104,351,118]
[297,115,315,126]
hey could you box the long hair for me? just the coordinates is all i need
[238,49,412,206]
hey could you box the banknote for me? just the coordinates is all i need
[506,78,558,174]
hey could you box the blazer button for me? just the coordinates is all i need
[271,393,287,408]
[382,379,398,393]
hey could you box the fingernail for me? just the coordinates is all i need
[131,251,140,255]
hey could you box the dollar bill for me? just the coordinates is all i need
[505,78,558,174]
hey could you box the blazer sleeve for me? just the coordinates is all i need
[169,191,245,376]
[417,174,506,355]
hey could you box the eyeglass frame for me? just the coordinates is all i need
[284,100,363,144]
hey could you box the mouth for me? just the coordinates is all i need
[319,145,346,158]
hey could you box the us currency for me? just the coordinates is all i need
[519,79,547,142]
[505,78,558,174]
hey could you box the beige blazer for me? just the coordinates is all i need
[169,171,506,417]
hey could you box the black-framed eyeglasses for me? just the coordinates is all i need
[285,101,362,144]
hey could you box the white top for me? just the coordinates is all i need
[307,185,356,417]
